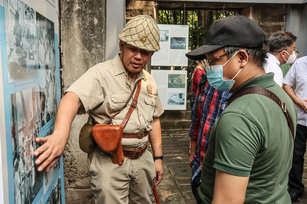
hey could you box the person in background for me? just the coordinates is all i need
[34,15,164,204]
[264,31,297,86]
[186,15,297,203]
[283,55,307,202]
[188,61,230,203]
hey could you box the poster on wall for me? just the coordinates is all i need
[151,24,189,67]
[151,70,187,110]
[0,0,64,203]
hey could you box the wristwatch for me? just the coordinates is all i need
[153,155,163,161]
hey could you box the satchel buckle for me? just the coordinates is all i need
[281,102,287,113]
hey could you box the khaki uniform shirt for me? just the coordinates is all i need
[66,55,164,147]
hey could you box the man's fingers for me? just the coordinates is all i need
[35,136,48,143]
[35,148,53,171]
[34,142,49,157]
[46,157,60,172]
[154,171,163,186]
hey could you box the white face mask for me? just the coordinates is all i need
[283,50,297,64]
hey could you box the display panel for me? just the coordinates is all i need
[151,24,189,67]
[0,0,64,203]
[151,70,187,110]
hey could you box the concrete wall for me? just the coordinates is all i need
[286,4,307,56]
[60,0,106,203]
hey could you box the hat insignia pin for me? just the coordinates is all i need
[141,36,147,42]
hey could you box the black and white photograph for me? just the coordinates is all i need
[36,12,57,127]
[167,92,185,105]
[170,37,186,49]
[5,0,38,82]
[46,177,62,204]
[168,74,185,88]
[160,30,169,42]
[10,87,43,204]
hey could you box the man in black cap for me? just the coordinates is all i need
[186,15,297,203]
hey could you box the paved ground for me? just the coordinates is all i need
[152,128,195,204]
[153,128,307,204]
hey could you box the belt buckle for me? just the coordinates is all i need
[137,132,147,139]
[137,132,143,139]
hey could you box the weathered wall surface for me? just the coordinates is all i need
[286,4,307,56]
[126,0,156,20]
[241,5,286,36]
[60,0,106,203]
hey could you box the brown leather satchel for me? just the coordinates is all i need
[92,124,124,164]
[91,80,142,165]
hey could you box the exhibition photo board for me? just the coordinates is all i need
[0,0,64,203]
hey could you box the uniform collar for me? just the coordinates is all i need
[232,72,276,95]
[113,54,146,81]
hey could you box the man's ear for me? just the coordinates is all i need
[238,49,248,68]
[119,41,124,52]
[280,50,287,58]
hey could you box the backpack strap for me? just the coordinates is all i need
[227,86,294,137]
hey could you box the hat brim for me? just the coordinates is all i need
[186,44,223,60]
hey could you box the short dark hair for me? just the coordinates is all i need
[268,31,297,52]
[224,47,267,67]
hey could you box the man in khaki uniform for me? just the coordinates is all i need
[34,15,164,204]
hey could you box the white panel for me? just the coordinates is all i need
[22,0,59,33]
[106,0,125,60]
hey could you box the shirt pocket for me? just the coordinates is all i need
[108,94,129,115]
[142,95,157,122]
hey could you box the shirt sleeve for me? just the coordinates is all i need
[189,68,205,140]
[283,63,297,87]
[189,98,201,140]
[66,66,106,113]
[153,93,164,118]
[213,112,262,177]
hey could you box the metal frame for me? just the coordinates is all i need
[153,0,306,4]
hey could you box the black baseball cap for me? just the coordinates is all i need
[186,15,266,60]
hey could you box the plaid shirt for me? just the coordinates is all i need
[189,68,231,182]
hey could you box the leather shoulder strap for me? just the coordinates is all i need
[227,86,294,137]
[121,79,142,128]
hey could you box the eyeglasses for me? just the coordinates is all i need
[125,44,153,56]
[202,53,228,66]
[279,48,298,54]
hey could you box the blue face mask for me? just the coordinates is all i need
[203,52,242,92]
